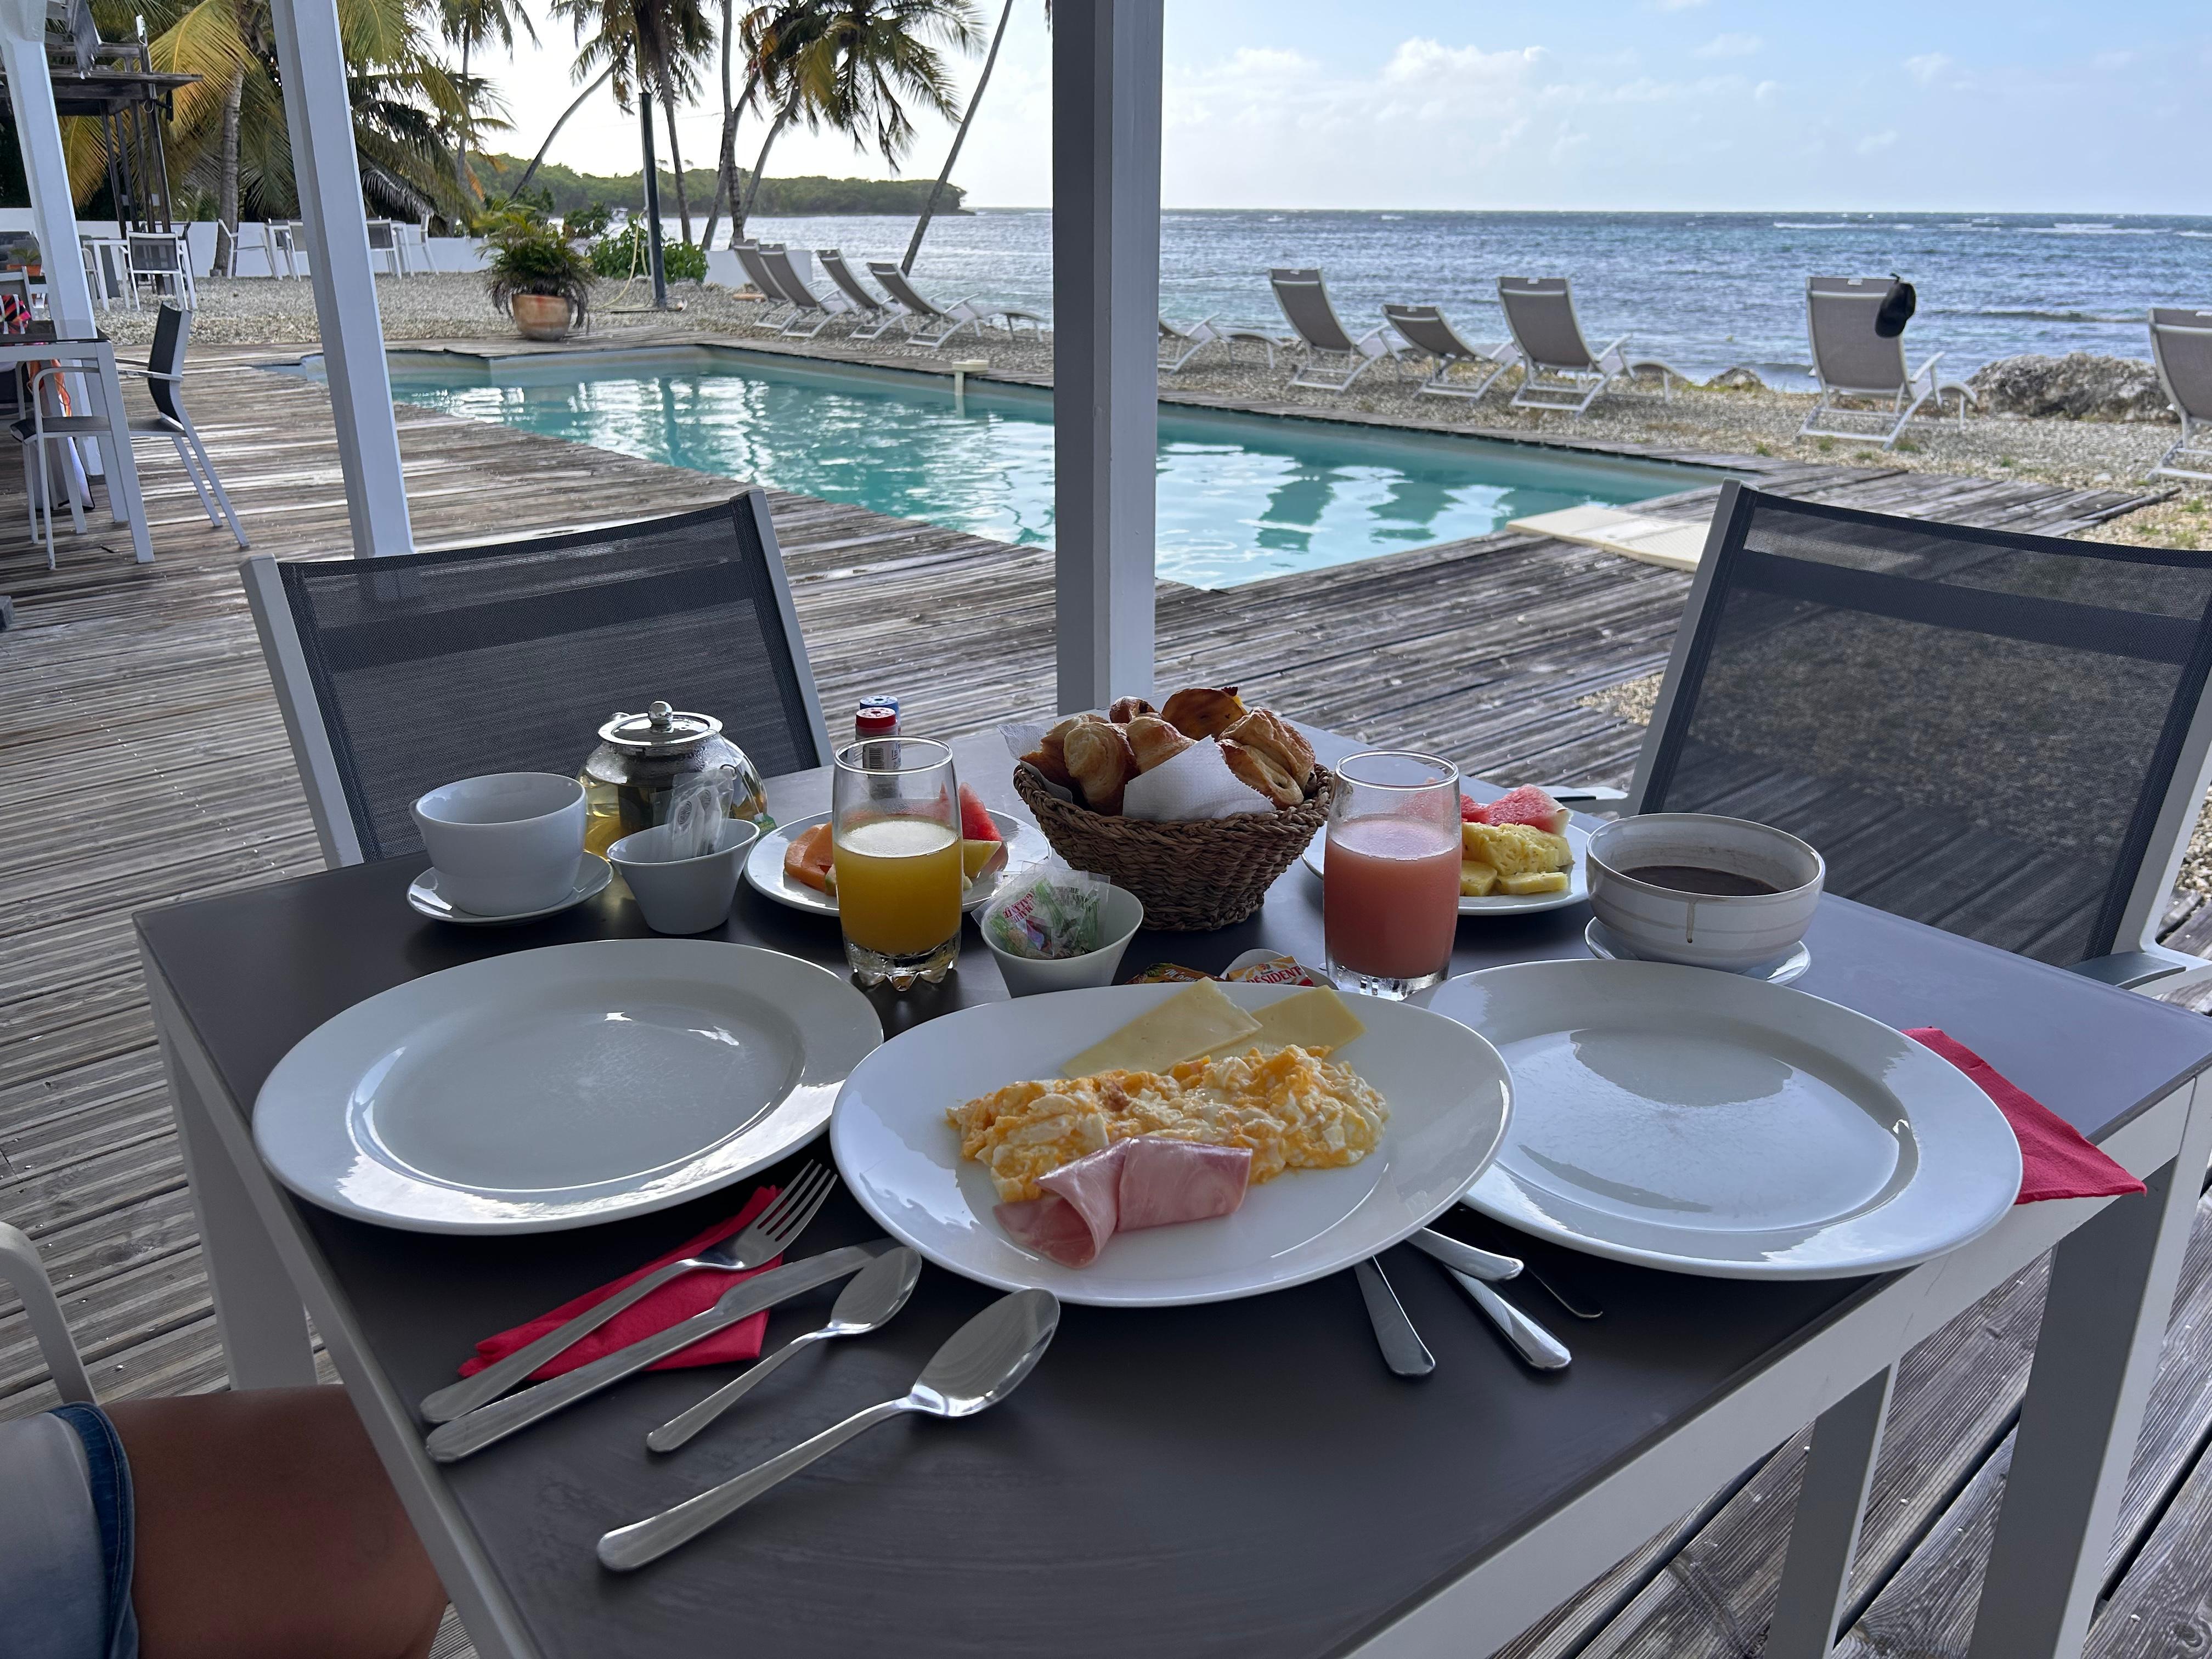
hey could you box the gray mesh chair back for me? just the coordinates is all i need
[247,494,830,866]
[146,302,188,424]
[2149,308,2212,483]
[866,262,947,323]
[735,244,794,306]
[817,250,884,314]
[1268,269,1358,354]
[1496,278,1596,370]
[1631,483,2212,970]
[1807,276,1910,393]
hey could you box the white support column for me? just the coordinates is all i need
[266,0,414,557]
[1051,0,1162,710]
[0,19,95,338]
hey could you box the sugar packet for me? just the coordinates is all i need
[984,858,1111,960]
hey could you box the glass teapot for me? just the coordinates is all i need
[580,701,772,857]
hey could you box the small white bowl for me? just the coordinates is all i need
[1587,814,1824,973]
[982,884,1146,997]
[608,818,761,935]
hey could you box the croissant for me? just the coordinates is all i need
[1107,696,1156,724]
[1124,715,1193,774]
[1063,720,1136,814]
[1160,685,1245,741]
[1218,709,1314,809]
[1220,740,1302,808]
[1019,714,1091,788]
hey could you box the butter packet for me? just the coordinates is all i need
[1223,950,1325,987]
[984,859,1109,960]
[1128,962,1214,984]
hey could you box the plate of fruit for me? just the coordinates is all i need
[1304,783,1589,916]
[745,785,1051,918]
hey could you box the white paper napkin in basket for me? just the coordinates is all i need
[1124,740,1269,821]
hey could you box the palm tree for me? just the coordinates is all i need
[900,0,1030,272]
[551,0,713,237]
[441,0,537,209]
[735,0,977,241]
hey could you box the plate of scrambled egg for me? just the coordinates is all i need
[829,981,1513,1306]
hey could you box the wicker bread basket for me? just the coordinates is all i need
[1012,762,1335,931]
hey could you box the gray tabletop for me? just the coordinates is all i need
[137,729,2212,1659]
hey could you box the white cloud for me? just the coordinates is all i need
[1654,0,1709,9]
[1903,53,1951,85]
[1857,128,1899,154]
[2091,49,2136,70]
[1694,33,1762,59]
[1753,79,1782,103]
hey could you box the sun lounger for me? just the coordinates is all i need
[1496,277,1677,416]
[2150,307,2212,481]
[865,262,1043,349]
[759,247,857,338]
[1801,275,1973,449]
[1267,268,1398,393]
[1380,303,1515,402]
[731,243,800,329]
[816,250,909,342]
[1158,315,1283,373]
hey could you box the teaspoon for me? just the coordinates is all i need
[647,1247,922,1452]
[599,1286,1062,1571]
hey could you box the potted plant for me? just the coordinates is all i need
[483,210,592,342]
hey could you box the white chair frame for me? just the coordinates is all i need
[127,232,195,308]
[0,1222,98,1406]
[15,359,122,568]
[2149,308,2212,483]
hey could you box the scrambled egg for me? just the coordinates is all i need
[947,1045,1389,1203]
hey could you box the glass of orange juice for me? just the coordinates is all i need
[1324,751,1462,1000]
[832,737,963,988]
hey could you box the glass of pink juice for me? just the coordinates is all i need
[1324,751,1462,1000]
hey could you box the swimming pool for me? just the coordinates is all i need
[306,348,1711,590]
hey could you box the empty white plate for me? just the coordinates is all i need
[254,940,882,1233]
[830,981,1513,1307]
[1429,960,2021,1279]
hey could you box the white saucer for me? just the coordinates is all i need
[408,854,612,926]
[1584,916,1809,985]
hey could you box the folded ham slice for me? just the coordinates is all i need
[993,1137,1252,1267]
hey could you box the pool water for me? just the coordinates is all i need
[340,349,1707,590]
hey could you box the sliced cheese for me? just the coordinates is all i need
[1203,986,1367,1059]
[1061,979,1260,1077]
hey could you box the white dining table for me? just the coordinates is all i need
[0,324,153,564]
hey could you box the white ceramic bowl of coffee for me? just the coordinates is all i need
[1586,814,1824,973]
[411,772,586,917]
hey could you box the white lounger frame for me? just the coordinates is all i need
[1801,276,1974,450]
[2151,308,2212,482]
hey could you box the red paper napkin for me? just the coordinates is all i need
[458,1186,784,1382]
[1905,1030,2145,1204]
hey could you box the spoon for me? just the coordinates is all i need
[647,1247,923,1452]
[599,1287,1062,1572]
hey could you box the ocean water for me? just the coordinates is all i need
[726,207,2212,387]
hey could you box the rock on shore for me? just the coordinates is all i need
[1966,353,2174,422]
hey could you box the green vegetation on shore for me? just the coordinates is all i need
[467,153,966,221]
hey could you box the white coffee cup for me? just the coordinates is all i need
[412,773,586,917]
[607,818,761,935]
[1587,814,1824,973]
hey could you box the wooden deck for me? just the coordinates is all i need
[2,351,2207,1659]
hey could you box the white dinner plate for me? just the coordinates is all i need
[745,810,1049,918]
[253,940,882,1234]
[1304,823,1591,915]
[407,854,612,926]
[830,981,1513,1306]
[1429,960,2022,1279]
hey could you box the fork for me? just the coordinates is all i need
[417,1163,840,1424]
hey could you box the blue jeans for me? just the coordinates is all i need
[0,1403,139,1659]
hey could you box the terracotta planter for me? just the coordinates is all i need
[510,292,573,341]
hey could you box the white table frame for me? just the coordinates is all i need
[0,331,153,563]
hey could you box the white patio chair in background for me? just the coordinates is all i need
[816,250,907,341]
[865,262,1043,350]
[1801,275,1973,449]
[1380,303,1516,402]
[0,1222,98,1408]
[2149,307,2212,482]
[366,219,410,278]
[1496,276,1677,416]
[12,357,121,567]
[127,232,194,307]
[1158,314,1284,373]
[732,243,801,329]
[81,235,136,311]
[759,246,856,338]
[1268,268,1398,393]
[120,303,246,548]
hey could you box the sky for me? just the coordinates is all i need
[481,2,2212,215]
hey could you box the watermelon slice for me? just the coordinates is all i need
[1459,793,1487,825]
[1486,785,1570,835]
[958,785,1001,843]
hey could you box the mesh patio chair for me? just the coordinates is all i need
[365,219,409,279]
[1380,303,1515,402]
[121,303,246,548]
[1628,482,2212,990]
[732,243,800,329]
[127,232,194,307]
[1802,275,1973,449]
[1158,315,1283,373]
[865,262,1043,349]
[760,246,856,338]
[1496,276,1677,416]
[1267,268,1397,393]
[242,493,832,867]
[2149,307,2212,482]
[81,236,136,312]
[817,249,909,341]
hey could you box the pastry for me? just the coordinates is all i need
[1221,709,1315,792]
[1160,686,1246,741]
[1107,696,1156,724]
[1063,720,1136,814]
[1124,715,1194,774]
[1221,737,1304,808]
[1019,713,1091,788]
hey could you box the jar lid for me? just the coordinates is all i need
[855,705,898,737]
[597,701,724,753]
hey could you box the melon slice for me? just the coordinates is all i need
[1486,785,1570,835]
[1459,793,1487,825]
[784,823,835,894]
[958,785,1001,843]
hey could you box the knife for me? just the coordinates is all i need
[1406,1227,1523,1283]
[425,1242,893,1463]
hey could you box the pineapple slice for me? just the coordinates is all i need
[1460,861,1499,898]
[1462,821,1572,876]
[1498,870,1570,896]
